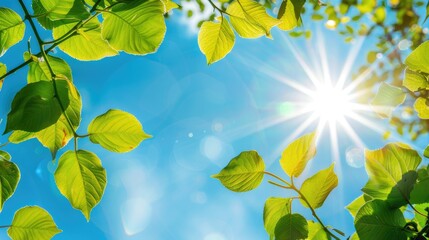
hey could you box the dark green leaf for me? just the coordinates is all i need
[274,213,308,240]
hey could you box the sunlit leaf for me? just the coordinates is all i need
[226,0,280,38]
[263,197,292,239]
[212,150,265,192]
[355,200,406,240]
[410,177,429,204]
[277,0,305,31]
[413,203,429,227]
[25,52,73,83]
[280,132,316,178]
[346,195,366,218]
[372,6,386,23]
[53,18,118,61]
[405,41,429,74]
[362,143,421,208]
[371,82,406,118]
[0,63,6,90]
[8,206,61,240]
[5,80,70,133]
[424,145,429,158]
[274,213,308,240]
[0,8,25,57]
[101,0,166,55]
[300,164,338,209]
[8,131,36,144]
[414,97,429,119]
[54,150,106,220]
[0,150,19,212]
[349,232,360,240]
[88,109,150,153]
[307,221,330,240]
[32,0,90,29]
[403,69,428,92]
[160,0,180,12]
[198,16,235,64]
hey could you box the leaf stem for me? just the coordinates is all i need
[267,180,291,189]
[207,0,229,16]
[0,225,11,228]
[264,171,291,186]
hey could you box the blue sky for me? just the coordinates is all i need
[0,1,428,239]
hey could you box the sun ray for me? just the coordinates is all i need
[337,117,366,148]
[316,27,333,85]
[328,121,340,164]
[337,37,366,89]
[343,63,376,94]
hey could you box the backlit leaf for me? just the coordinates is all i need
[307,221,330,240]
[0,63,6,90]
[0,150,19,212]
[212,150,265,192]
[160,0,179,12]
[355,200,406,240]
[371,82,406,118]
[300,164,338,209]
[101,0,166,55]
[0,8,25,57]
[88,109,150,153]
[53,18,118,61]
[362,143,421,208]
[405,41,429,74]
[424,145,429,158]
[226,0,280,38]
[263,197,292,239]
[32,0,89,29]
[280,132,316,177]
[5,80,70,133]
[198,16,235,64]
[54,150,106,220]
[414,97,429,119]
[277,0,305,31]
[274,213,308,240]
[8,206,61,240]
[403,69,428,92]
[346,195,366,218]
[26,52,73,83]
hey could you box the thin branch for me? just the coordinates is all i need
[267,180,291,189]
[0,225,11,228]
[264,171,292,186]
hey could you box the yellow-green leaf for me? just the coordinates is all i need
[212,150,265,192]
[371,82,406,118]
[53,18,118,61]
[160,0,179,12]
[300,164,338,209]
[32,0,90,29]
[198,17,235,64]
[372,6,386,23]
[414,97,429,119]
[8,206,61,240]
[101,0,166,55]
[25,52,73,83]
[280,132,316,178]
[226,0,280,38]
[8,131,36,144]
[0,150,19,212]
[363,143,421,207]
[0,63,6,90]
[275,213,308,240]
[277,0,305,31]
[403,69,428,92]
[263,197,292,240]
[307,221,330,240]
[405,41,429,73]
[0,8,25,57]
[54,150,106,220]
[88,109,150,153]
[346,195,366,218]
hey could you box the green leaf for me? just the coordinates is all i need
[414,97,429,119]
[32,0,90,29]
[371,82,406,118]
[346,195,366,218]
[226,0,280,38]
[413,203,429,227]
[403,69,428,92]
[0,150,19,212]
[277,0,305,31]
[410,178,429,204]
[212,150,265,192]
[88,109,149,153]
[405,41,429,74]
[307,221,330,240]
[101,0,166,55]
[355,200,406,240]
[54,150,106,220]
[0,8,25,57]
[53,18,118,61]
[0,62,6,90]
[26,52,73,83]
[36,84,81,158]
[8,131,36,144]
[371,6,386,23]
[263,197,292,239]
[300,164,338,209]
[198,17,235,64]
[274,213,308,240]
[280,132,316,178]
[5,80,71,133]
[160,0,179,12]
[362,143,421,208]
[8,206,61,240]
